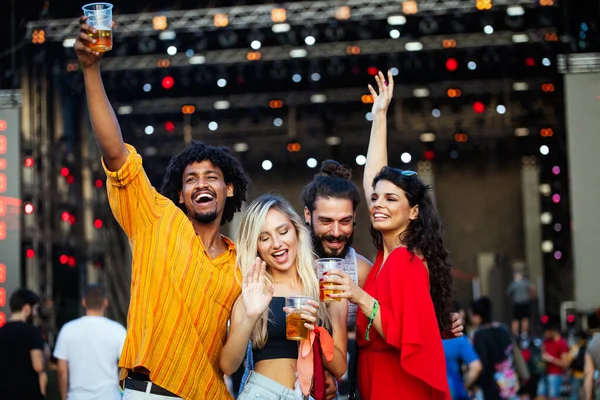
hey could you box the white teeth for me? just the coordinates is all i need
[195,193,214,202]
[273,250,286,257]
[373,213,389,218]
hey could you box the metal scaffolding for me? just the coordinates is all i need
[112,77,550,114]
[70,29,556,72]
[28,0,547,41]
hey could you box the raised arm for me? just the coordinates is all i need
[363,70,395,200]
[220,259,273,375]
[74,16,128,171]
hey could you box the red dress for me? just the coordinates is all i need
[356,247,450,400]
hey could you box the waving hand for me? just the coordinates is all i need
[242,257,274,320]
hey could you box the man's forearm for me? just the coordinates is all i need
[39,371,47,396]
[82,64,128,170]
[58,371,68,400]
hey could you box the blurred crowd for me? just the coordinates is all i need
[441,297,600,400]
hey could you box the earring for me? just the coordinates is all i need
[305,221,310,227]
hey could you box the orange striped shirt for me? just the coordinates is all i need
[102,145,240,399]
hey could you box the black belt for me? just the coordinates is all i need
[125,371,180,397]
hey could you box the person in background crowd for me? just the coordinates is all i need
[53,284,127,400]
[536,321,570,400]
[568,331,589,400]
[443,302,482,400]
[584,308,600,400]
[0,288,47,399]
[507,270,535,339]
[471,297,519,400]
[74,16,250,400]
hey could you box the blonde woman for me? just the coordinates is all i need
[220,194,348,399]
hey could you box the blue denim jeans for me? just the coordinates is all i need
[537,374,564,398]
[237,371,298,400]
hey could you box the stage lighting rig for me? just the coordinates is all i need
[27,0,550,42]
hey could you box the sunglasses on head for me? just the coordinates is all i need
[399,169,418,177]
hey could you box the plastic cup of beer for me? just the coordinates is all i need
[82,3,113,52]
[285,296,311,341]
[317,258,343,302]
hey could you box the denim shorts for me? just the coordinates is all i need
[237,371,299,400]
[537,373,563,398]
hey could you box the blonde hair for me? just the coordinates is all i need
[235,193,330,349]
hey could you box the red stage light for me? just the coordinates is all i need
[445,58,458,71]
[24,157,34,168]
[525,57,535,67]
[567,314,575,323]
[68,256,76,267]
[61,211,71,222]
[541,315,549,324]
[26,249,35,259]
[95,179,104,188]
[94,219,103,229]
[0,312,5,327]
[165,121,175,132]
[60,167,70,177]
[162,76,175,89]
[69,215,77,225]
[0,288,5,307]
[66,175,75,184]
[59,254,68,265]
[424,150,435,160]
[367,66,378,76]
[473,101,485,114]
[24,203,34,214]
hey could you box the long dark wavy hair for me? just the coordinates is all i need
[370,166,453,331]
[159,141,250,225]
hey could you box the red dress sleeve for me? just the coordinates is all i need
[377,247,450,400]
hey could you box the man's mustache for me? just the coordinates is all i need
[321,235,349,243]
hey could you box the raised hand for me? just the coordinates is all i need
[73,16,114,67]
[368,70,395,115]
[242,257,274,320]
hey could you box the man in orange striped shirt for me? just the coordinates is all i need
[75,18,249,400]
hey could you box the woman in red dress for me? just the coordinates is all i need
[323,71,453,400]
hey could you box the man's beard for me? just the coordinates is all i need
[193,209,218,224]
[310,227,353,259]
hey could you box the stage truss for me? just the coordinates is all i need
[27,0,548,42]
[112,77,551,114]
[61,29,557,72]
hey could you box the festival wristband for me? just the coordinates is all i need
[365,299,380,341]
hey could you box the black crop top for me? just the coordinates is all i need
[252,297,299,363]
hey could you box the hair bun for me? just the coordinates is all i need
[319,160,352,180]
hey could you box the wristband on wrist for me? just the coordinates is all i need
[365,299,380,341]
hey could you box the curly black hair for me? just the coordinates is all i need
[370,166,454,331]
[301,160,360,212]
[159,141,250,225]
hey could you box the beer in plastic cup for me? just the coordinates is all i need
[316,258,343,302]
[285,296,311,340]
[82,3,113,52]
